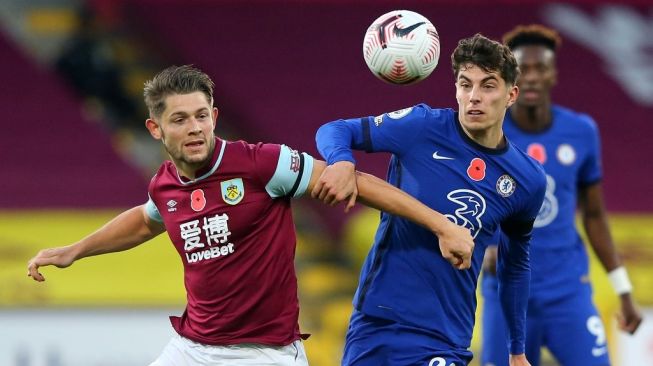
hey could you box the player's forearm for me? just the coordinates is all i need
[71,205,164,261]
[355,171,451,234]
[583,212,621,271]
[497,236,530,355]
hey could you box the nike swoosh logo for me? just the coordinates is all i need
[432,151,454,160]
[393,22,426,37]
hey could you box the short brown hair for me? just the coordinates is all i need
[502,24,562,52]
[451,33,520,86]
[143,65,215,118]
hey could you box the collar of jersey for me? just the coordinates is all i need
[176,138,226,185]
[454,111,509,155]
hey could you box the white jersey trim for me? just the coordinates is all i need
[176,139,227,185]
[145,196,163,222]
[265,145,314,198]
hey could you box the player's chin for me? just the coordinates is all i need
[183,152,209,164]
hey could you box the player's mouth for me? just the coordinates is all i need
[184,140,205,151]
[467,109,484,116]
[521,89,540,101]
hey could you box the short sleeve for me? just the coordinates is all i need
[144,195,163,223]
[265,144,315,198]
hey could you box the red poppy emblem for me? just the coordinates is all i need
[191,189,206,212]
[467,158,486,181]
[527,143,547,164]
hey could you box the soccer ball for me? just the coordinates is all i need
[363,10,440,85]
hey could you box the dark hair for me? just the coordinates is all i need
[143,65,215,118]
[503,24,562,52]
[451,33,520,86]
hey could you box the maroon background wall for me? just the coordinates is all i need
[3,1,650,228]
[0,34,147,208]
[120,0,652,229]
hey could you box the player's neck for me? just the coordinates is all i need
[463,123,505,149]
[172,142,216,181]
[511,102,552,132]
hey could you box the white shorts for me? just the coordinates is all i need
[149,334,309,366]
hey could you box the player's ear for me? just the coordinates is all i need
[506,85,519,108]
[146,118,163,140]
[212,107,219,129]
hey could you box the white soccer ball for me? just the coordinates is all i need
[363,10,440,85]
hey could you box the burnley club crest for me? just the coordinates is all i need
[221,178,244,205]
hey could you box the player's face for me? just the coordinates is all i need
[455,64,518,134]
[512,45,557,108]
[150,92,218,172]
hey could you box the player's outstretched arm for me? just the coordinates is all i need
[308,160,475,269]
[27,205,166,282]
[579,183,642,334]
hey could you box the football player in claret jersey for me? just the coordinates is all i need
[480,25,642,366]
[27,65,475,365]
[313,34,546,366]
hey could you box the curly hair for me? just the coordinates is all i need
[451,33,520,86]
[502,24,562,52]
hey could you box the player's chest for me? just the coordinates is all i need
[157,177,273,244]
[399,150,520,235]
[514,137,586,188]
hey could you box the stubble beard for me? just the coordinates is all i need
[161,133,215,168]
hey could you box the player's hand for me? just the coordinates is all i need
[27,246,77,282]
[617,293,643,334]
[437,221,474,270]
[311,161,358,212]
[482,246,498,275]
[509,353,531,366]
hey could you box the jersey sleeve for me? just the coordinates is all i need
[497,164,546,354]
[144,195,163,223]
[263,144,314,198]
[315,104,431,164]
[578,115,602,187]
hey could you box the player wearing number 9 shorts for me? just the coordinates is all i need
[480,25,642,366]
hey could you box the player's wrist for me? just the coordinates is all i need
[608,266,633,295]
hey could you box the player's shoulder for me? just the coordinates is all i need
[225,139,282,156]
[553,105,599,133]
[379,103,454,123]
[148,160,176,192]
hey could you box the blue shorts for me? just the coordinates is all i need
[342,309,473,366]
[480,274,610,366]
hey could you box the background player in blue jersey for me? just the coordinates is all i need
[27,65,475,366]
[313,34,547,366]
[480,25,643,366]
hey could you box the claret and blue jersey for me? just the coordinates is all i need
[316,104,546,355]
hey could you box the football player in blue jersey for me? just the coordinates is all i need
[480,24,643,366]
[313,33,547,366]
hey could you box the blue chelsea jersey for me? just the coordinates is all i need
[318,104,546,349]
[503,105,602,252]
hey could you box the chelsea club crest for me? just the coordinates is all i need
[496,174,516,197]
[221,178,244,205]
